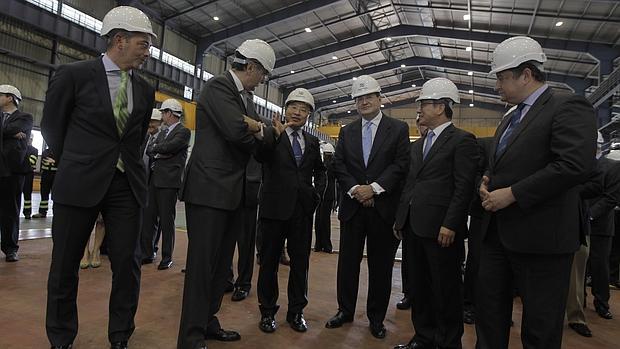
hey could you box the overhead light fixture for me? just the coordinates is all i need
[386,37,392,41]
[465,46,472,52]
[463,14,471,21]
[305,27,312,33]
[469,89,474,93]
[332,56,338,60]
[467,71,473,76]
[347,110,351,114]
[555,21,564,27]
[412,84,416,87]
[213,16,219,21]
[332,100,337,103]
[380,104,385,108]
[352,77,357,80]
[290,70,295,74]
[401,64,406,68]
[469,103,474,107]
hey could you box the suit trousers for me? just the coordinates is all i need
[589,235,612,311]
[336,207,399,324]
[400,239,411,296]
[231,205,258,290]
[141,182,178,263]
[39,170,55,214]
[46,171,142,346]
[0,174,24,254]
[475,219,573,349]
[566,236,589,324]
[178,203,240,349]
[610,227,620,283]
[22,172,34,216]
[258,202,313,316]
[407,226,464,349]
[463,215,483,311]
[313,199,333,252]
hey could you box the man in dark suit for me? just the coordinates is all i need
[326,75,410,339]
[178,39,287,349]
[22,136,39,219]
[0,84,33,262]
[256,88,326,333]
[314,142,336,253]
[42,6,156,349]
[393,78,479,349]
[32,147,57,218]
[476,36,597,349]
[141,98,190,270]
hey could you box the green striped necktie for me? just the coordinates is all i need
[114,70,129,172]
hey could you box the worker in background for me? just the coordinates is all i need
[0,84,33,262]
[313,141,336,254]
[32,146,56,218]
[22,136,39,219]
[141,98,190,270]
[42,6,156,349]
[255,88,326,334]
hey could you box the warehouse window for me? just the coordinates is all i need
[26,0,58,14]
[61,5,103,33]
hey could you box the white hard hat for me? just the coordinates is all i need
[416,78,460,103]
[235,39,276,73]
[285,88,315,111]
[101,6,157,39]
[160,98,183,115]
[320,142,335,154]
[351,75,382,99]
[489,36,546,75]
[0,85,22,105]
[150,108,162,121]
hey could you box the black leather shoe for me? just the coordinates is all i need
[393,341,432,349]
[205,329,240,341]
[287,313,307,332]
[396,296,411,310]
[463,309,475,324]
[259,315,277,333]
[369,322,386,339]
[157,260,173,270]
[610,281,620,290]
[231,288,249,301]
[24,214,31,219]
[5,252,18,262]
[110,341,128,349]
[325,311,353,328]
[141,257,154,265]
[596,307,613,319]
[51,345,73,349]
[569,323,592,337]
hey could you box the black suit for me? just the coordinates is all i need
[140,122,190,264]
[475,87,597,349]
[21,145,38,217]
[178,71,276,349]
[587,157,620,313]
[0,109,33,255]
[42,57,155,346]
[394,123,478,349]
[256,129,326,317]
[314,154,336,252]
[331,113,410,324]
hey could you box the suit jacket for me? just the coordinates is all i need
[468,137,494,220]
[481,87,597,254]
[587,157,620,237]
[0,110,33,176]
[394,124,479,238]
[331,115,410,224]
[41,57,155,207]
[257,130,326,220]
[150,123,191,189]
[180,71,276,210]
[25,145,38,173]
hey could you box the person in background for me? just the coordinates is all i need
[22,136,38,219]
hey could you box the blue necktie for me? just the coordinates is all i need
[423,130,435,160]
[291,131,303,167]
[362,121,373,166]
[495,103,526,156]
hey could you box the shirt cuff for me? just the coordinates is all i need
[370,182,385,195]
[347,185,360,199]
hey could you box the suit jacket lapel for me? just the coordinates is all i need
[349,120,364,167]
[367,117,390,167]
[92,58,117,138]
[423,124,454,163]
[281,131,297,165]
[411,139,424,177]
[225,71,252,118]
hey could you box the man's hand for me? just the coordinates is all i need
[13,132,27,140]
[482,187,516,212]
[272,112,292,138]
[352,185,374,202]
[361,197,374,208]
[437,226,455,247]
[479,175,490,202]
[393,224,403,240]
[243,115,262,134]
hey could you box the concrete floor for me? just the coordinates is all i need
[1,198,619,348]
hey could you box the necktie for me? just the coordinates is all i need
[1,112,9,126]
[113,71,129,172]
[495,103,526,156]
[162,127,170,139]
[423,130,435,160]
[362,121,373,166]
[291,131,303,167]
[242,91,256,117]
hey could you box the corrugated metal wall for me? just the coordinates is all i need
[63,0,116,20]
[163,28,196,64]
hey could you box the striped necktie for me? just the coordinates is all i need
[114,71,129,171]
